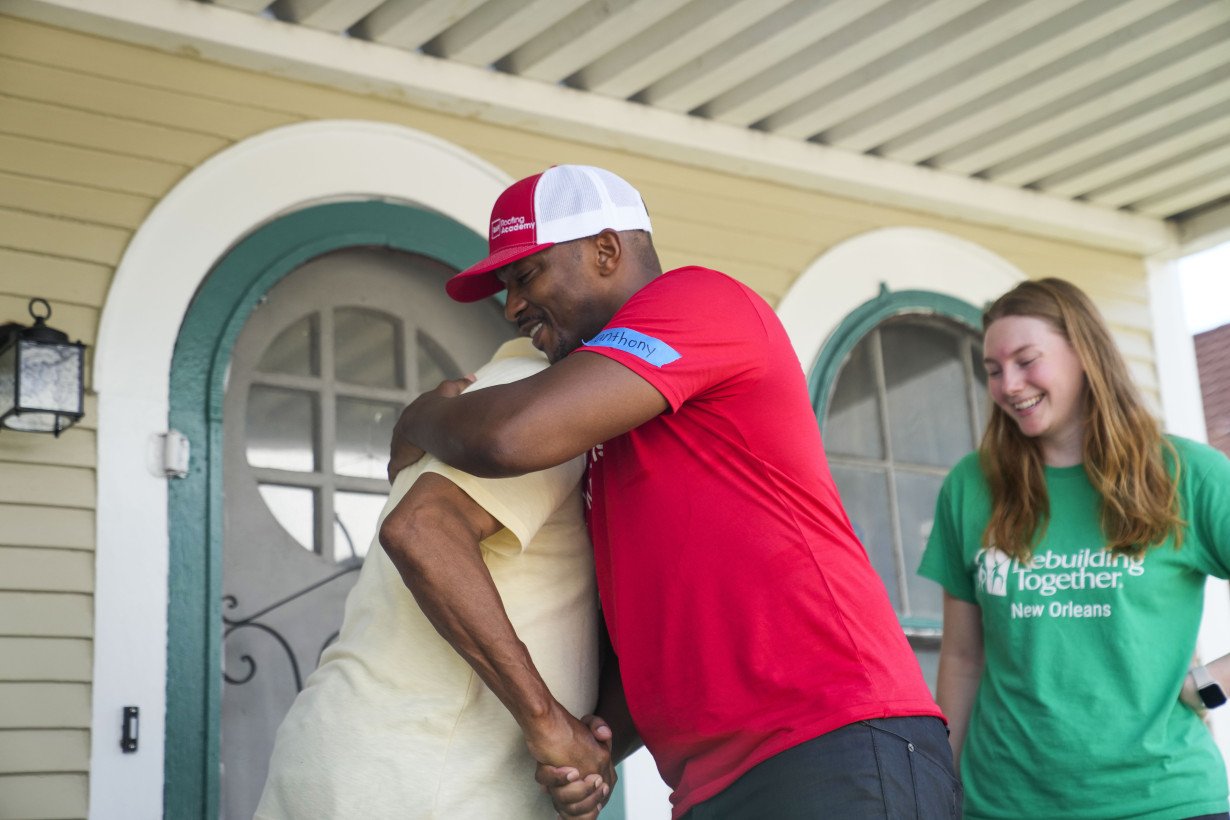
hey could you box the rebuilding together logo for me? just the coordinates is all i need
[975,546,1145,619]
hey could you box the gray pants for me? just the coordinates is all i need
[681,716,961,820]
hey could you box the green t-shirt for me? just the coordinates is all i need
[919,436,1230,820]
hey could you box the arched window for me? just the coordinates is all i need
[812,288,985,681]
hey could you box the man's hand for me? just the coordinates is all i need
[387,375,475,482]
[533,714,615,818]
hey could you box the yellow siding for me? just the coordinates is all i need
[0,773,88,820]
[0,593,92,638]
[0,639,92,682]
[0,132,185,198]
[0,548,93,592]
[0,730,90,772]
[0,248,112,307]
[0,463,94,509]
[0,13,1163,810]
[0,505,93,551]
[0,171,155,229]
[0,731,89,818]
[0,94,228,165]
[0,53,297,139]
[0,428,96,469]
[0,683,90,728]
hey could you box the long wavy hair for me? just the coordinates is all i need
[979,278,1183,559]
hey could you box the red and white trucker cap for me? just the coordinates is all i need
[445,165,652,303]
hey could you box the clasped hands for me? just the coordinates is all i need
[528,710,617,819]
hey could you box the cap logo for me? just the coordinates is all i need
[491,215,535,240]
[448,165,651,303]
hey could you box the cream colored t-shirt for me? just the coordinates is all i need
[256,339,598,819]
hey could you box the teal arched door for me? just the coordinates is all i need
[165,201,510,818]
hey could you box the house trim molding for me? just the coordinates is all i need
[7,0,1179,256]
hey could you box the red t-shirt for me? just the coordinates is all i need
[577,267,942,817]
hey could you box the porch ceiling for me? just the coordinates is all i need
[210,0,1230,239]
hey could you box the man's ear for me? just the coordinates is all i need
[592,230,622,277]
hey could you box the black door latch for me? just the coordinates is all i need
[121,706,139,753]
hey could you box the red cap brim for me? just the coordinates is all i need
[445,241,555,303]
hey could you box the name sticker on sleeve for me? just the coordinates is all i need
[584,328,681,367]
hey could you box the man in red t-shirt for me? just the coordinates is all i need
[390,165,956,819]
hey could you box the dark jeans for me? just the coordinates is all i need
[681,716,961,819]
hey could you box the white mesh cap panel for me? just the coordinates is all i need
[535,165,652,244]
[535,165,603,223]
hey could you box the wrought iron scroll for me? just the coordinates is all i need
[222,560,362,693]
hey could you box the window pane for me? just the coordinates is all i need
[894,469,945,623]
[830,465,899,611]
[416,330,457,393]
[335,398,403,479]
[881,323,972,467]
[258,484,316,552]
[335,308,400,388]
[258,314,318,376]
[825,336,883,459]
[247,386,317,472]
[334,491,387,561]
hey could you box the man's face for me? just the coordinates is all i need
[497,239,613,363]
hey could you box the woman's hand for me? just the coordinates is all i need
[1179,668,1206,713]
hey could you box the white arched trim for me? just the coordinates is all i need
[776,227,1026,375]
[90,120,511,819]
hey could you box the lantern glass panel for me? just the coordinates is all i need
[0,342,15,418]
[18,340,83,414]
[4,410,58,432]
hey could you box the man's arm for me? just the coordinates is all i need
[392,351,668,478]
[379,471,613,787]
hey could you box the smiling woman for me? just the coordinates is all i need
[982,314,1088,467]
[918,277,1230,820]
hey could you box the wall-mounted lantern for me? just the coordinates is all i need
[0,298,87,436]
